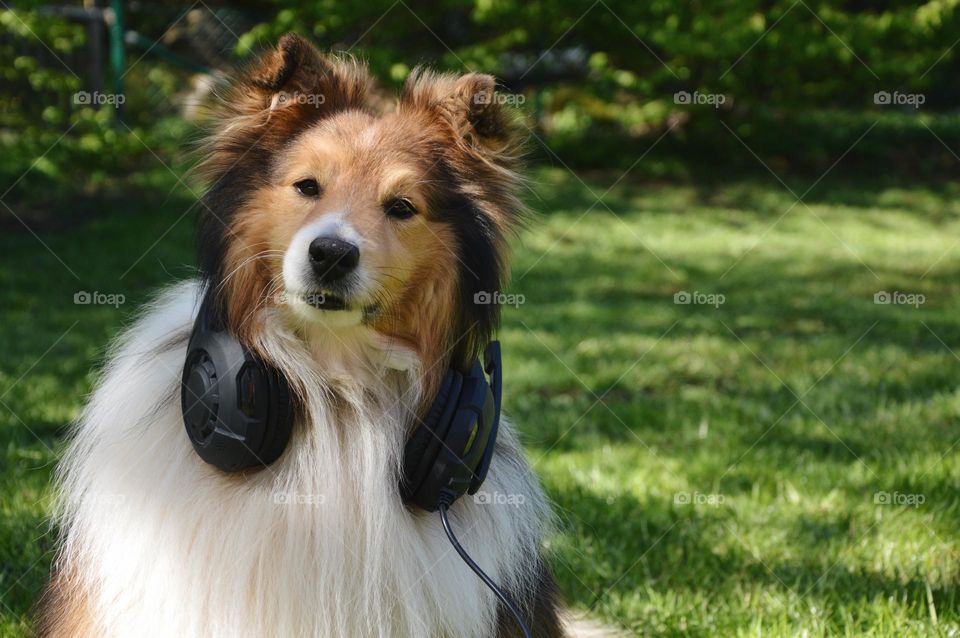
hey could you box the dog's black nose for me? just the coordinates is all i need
[309,237,360,282]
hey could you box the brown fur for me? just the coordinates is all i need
[35,565,99,638]
[497,558,566,638]
[199,34,527,395]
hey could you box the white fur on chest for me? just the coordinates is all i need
[55,281,549,638]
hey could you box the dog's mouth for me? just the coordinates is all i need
[297,290,382,319]
[301,290,347,311]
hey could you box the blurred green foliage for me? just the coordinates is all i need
[0,2,192,212]
[3,1,960,206]
[232,0,960,173]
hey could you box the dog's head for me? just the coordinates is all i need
[196,34,525,381]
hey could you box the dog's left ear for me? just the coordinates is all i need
[198,34,372,185]
[400,70,524,167]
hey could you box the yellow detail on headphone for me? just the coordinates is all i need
[463,421,478,454]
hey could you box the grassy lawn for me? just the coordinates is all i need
[2,166,960,636]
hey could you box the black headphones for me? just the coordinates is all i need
[181,293,532,636]
[180,293,502,512]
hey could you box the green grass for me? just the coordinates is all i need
[3,167,960,636]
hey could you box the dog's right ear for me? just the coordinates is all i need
[241,33,370,115]
[198,34,371,183]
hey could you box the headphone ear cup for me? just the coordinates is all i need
[255,367,294,465]
[400,428,432,494]
[182,295,295,472]
[401,370,461,502]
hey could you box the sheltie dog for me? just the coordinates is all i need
[38,34,567,637]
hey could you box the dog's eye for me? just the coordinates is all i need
[384,198,417,220]
[294,179,320,198]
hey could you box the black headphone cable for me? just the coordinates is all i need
[437,494,533,638]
